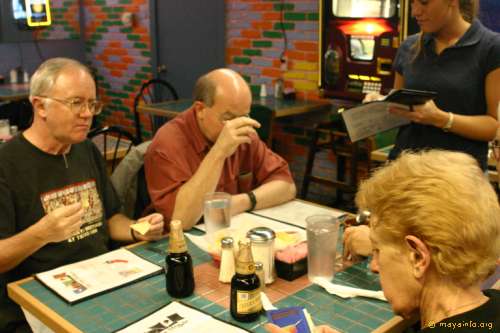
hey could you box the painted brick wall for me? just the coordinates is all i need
[226,0,320,100]
[39,0,81,40]
[83,0,153,138]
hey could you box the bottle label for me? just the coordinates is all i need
[235,261,255,275]
[168,240,187,253]
[236,289,262,314]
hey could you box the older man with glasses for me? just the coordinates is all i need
[0,58,166,332]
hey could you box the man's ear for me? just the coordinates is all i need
[404,235,431,279]
[30,97,47,119]
[193,101,206,120]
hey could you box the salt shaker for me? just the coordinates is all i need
[247,227,276,284]
[219,236,235,283]
[254,261,265,292]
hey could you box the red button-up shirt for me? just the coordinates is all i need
[144,108,293,221]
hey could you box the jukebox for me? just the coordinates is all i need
[319,0,418,100]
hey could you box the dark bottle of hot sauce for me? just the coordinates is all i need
[165,220,195,298]
[230,240,262,322]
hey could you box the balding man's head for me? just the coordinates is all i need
[193,68,250,107]
[192,69,253,142]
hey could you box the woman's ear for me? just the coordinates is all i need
[404,235,431,279]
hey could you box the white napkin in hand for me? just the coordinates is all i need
[313,277,387,301]
[261,292,277,311]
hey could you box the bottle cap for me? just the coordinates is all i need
[247,227,275,243]
[235,240,255,275]
[221,236,234,249]
[168,220,188,253]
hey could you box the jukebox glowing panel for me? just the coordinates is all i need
[320,0,415,100]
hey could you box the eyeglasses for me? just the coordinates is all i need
[491,139,500,162]
[38,96,103,116]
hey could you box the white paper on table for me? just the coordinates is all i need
[252,199,346,229]
[35,248,162,303]
[116,301,248,333]
[313,277,387,301]
[189,212,306,254]
[261,292,277,311]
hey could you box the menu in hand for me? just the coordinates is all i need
[35,248,162,304]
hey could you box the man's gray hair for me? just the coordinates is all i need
[30,57,93,97]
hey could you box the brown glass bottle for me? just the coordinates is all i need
[230,240,262,322]
[165,220,195,298]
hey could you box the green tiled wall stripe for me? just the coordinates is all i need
[234,56,252,65]
[252,40,273,48]
[262,31,283,38]
[284,12,307,21]
[273,3,294,11]
[274,22,295,30]
[243,49,262,56]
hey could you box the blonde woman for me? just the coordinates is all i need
[365,0,500,171]
[267,150,500,332]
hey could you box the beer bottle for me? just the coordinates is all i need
[165,220,195,298]
[230,240,262,322]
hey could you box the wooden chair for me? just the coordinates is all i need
[133,78,178,142]
[88,125,138,173]
[300,120,371,211]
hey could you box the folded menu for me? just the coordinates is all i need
[35,248,162,304]
[116,301,250,333]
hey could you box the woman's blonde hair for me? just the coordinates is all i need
[411,0,479,61]
[356,150,500,287]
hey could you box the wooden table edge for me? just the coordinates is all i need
[7,277,83,333]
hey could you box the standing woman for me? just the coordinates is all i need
[366,0,500,170]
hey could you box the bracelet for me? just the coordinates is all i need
[442,112,454,132]
[246,191,257,212]
[130,226,139,242]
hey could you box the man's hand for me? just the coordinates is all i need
[343,225,372,263]
[136,213,166,241]
[36,203,85,243]
[213,117,261,158]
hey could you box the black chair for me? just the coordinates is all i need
[300,121,371,212]
[88,125,138,173]
[250,104,275,147]
[0,99,33,130]
[133,78,178,142]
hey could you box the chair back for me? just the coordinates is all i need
[88,125,138,173]
[250,104,275,146]
[110,141,152,219]
[133,78,179,142]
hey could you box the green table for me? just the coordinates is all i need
[8,227,401,333]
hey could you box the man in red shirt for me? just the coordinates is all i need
[145,69,296,229]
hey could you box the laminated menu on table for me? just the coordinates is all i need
[115,301,250,332]
[35,248,162,304]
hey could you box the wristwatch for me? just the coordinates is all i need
[246,191,257,212]
[442,112,454,132]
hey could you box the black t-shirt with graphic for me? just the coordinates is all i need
[0,134,121,328]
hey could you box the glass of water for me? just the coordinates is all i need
[0,119,10,140]
[306,214,340,283]
[203,192,231,243]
